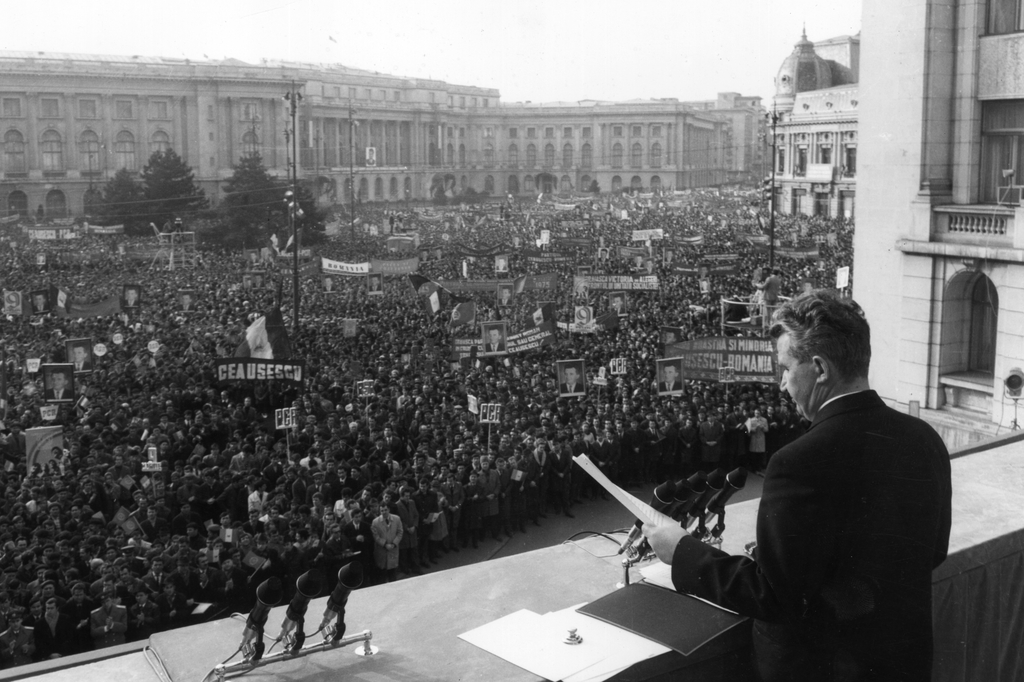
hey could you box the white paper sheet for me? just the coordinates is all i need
[572,454,675,529]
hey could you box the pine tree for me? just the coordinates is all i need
[141,148,209,226]
[218,152,287,249]
[98,168,145,230]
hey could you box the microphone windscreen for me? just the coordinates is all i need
[338,562,364,590]
[296,570,324,599]
[255,577,283,607]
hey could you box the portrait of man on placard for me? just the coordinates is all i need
[178,290,197,312]
[323,276,336,293]
[494,254,509,273]
[30,289,51,315]
[66,339,95,374]
[367,273,384,296]
[557,359,586,397]
[577,265,593,276]
[481,321,508,356]
[42,364,75,403]
[609,291,628,317]
[496,284,514,308]
[656,358,685,396]
[122,285,141,309]
[661,326,683,346]
[242,274,253,290]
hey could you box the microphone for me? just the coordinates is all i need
[618,479,676,554]
[278,570,324,651]
[687,468,725,538]
[671,471,706,520]
[708,468,748,538]
[319,562,364,642]
[240,578,283,661]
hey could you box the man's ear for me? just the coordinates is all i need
[812,356,829,383]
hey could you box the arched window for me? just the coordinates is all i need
[631,142,643,167]
[115,131,135,170]
[581,175,592,191]
[79,130,101,173]
[526,144,537,168]
[631,176,643,190]
[524,174,535,192]
[484,144,494,167]
[581,143,592,169]
[4,131,26,173]
[460,175,468,191]
[650,142,662,168]
[41,130,63,171]
[611,175,622,192]
[544,144,555,167]
[45,189,67,217]
[403,176,412,198]
[970,276,998,373]
[7,190,28,217]
[241,131,258,157]
[428,142,438,166]
[508,175,519,194]
[390,177,399,198]
[446,143,454,166]
[458,144,466,167]
[562,143,573,168]
[560,175,571,192]
[151,131,171,155]
[611,143,623,168]
[374,176,384,199]
[650,175,662,191]
[484,175,494,193]
[508,144,518,166]
[359,177,369,201]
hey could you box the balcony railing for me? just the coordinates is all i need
[933,205,1016,247]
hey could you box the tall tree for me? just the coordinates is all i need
[219,152,287,249]
[141,148,208,227]
[97,168,146,231]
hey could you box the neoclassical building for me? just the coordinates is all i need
[0,50,751,218]
[770,31,860,219]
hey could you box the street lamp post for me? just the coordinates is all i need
[348,105,357,240]
[284,84,303,331]
[765,106,782,271]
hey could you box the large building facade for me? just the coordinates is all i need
[857,0,1024,444]
[771,32,860,219]
[0,51,747,218]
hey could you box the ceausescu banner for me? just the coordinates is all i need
[215,359,306,386]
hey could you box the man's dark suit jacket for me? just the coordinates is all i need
[671,391,952,682]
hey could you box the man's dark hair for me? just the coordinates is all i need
[769,290,871,381]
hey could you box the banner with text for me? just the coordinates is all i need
[437,272,558,293]
[215,358,306,387]
[574,274,660,292]
[321,258,371,276]
[664,337,777,383]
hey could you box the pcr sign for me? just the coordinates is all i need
[479,403,502,424]
[609,358,627,375]
[275,407,298,430]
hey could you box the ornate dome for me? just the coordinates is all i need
[775,29,833,101]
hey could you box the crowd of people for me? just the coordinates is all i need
[0,186,854,667]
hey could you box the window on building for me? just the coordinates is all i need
[561,175,572,192]
[563,143,573,168]
[485,175,494,193]
[819,146,832,165]
[484,145,494,167]
[446,143,454,165]
[545,127,554,139]
[795,147,807,176]
[242,131,259,156]
[115,131,136,170]
[544,143,555,167]
[459,144,466,166]
[988,0,1024,34]
[777,148,785,174]
[4,130,26,173]
[459,128,465,139]
[843,147,857,177]
[484,127,494,139]
[508,144,518,165]
[2,98,22,118]
[460,96,466,108]
[366,89,372,100]
[508,128,518,139]
[527,127,536,139]
[349,87,357,100]
[79,99,97,119]
[651,175,661,191]
[611,176,622,192]
[394,91,401,101]
[980,100,1024,203]
[379,90,386,100]
[631,142,643,167]
[651,125,662,137]
[612,142,623,168]
[969,276,998,372]
[483,99,489,108]
[151,131,171,154]
[41,130,63,171]
[526,144,537,167]
[632,125,642,137]
[581,143,592,169]
[508,175,519,194]
[115,100,134,119]
[613,125,623,137]
[390,177,399,198]
[582,126,592,139]
[80,131,101,172]
[524,174,534,192]
[40,98,60,118]
[151,100,169,119]
[563,127,572,138]
[241,102,258,121]
[650,142,662,168]
[447,127,454,139]
[471,97,477,107]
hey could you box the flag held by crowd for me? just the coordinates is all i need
[234,307,292,359]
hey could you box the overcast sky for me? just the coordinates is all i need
[4,0,861,104]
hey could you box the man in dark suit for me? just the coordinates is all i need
[559,365,583,395]
[646,291,952,682]
[70,345,93,373]
[44,370,72,402]
[485,326,506,354]
[34,598,76,659]
[658,362,683,394]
